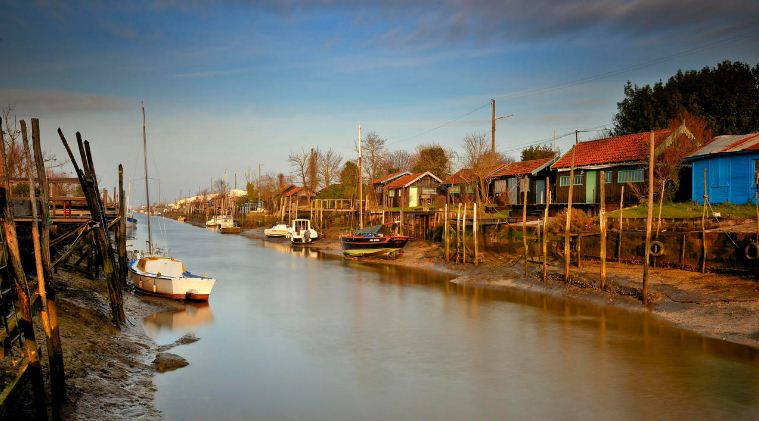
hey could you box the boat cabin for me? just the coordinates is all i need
[137,257,186,278]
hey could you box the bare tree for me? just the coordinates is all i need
[1,104,26,182]
[288,147,309,191]
[384,150,413,174]
[318,148,342,189]
[463,133,506,204]
[361,131,386,182]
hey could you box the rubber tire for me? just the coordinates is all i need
[649,240,665,257]
[745,242,759,260]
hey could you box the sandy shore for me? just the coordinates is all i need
[243,226,759,349]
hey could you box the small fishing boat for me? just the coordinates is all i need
[177,215,186,223]
[129,252,216,301]
[264,221,289,238]
[287,219,318,244]
[206,214,241,234]
[340,224,408,257]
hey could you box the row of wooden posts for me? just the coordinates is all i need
[0,117,129,419]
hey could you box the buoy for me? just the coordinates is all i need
[745,242,759,260]
[649,240,665,257]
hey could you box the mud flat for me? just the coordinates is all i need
[7,268,185,420]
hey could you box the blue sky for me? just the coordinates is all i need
[2,0,758,203]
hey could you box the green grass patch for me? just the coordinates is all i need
[606,201,758,219]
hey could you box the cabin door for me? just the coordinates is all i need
[507,178,518,205]
[408,187,418,207]
[535,179,545,204]
[585,171,596,203]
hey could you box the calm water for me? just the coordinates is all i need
[133,215,759,420]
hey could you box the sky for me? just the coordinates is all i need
[2,0,758,204]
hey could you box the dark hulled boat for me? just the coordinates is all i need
[340,224,409,257]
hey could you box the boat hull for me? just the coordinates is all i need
[129,261,215,301]
[220,226,241,234]
[340,236,408,250]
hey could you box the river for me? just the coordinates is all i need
[133,215,759,420]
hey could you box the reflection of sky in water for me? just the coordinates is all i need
[134,215,759,421]
[143,303,215,344]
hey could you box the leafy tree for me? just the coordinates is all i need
[340,160,358,199]
[411,144,452,179]
[613,60,759,135]
[520,144,555,161]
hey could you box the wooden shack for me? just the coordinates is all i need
[490,155,557,206]
[385,171,442,209]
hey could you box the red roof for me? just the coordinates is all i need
[552,129,672,170]
[273,184,296,196]
[493,156,555,177]
[282,186,304,197]
[444,163,507,184]
[386,173,422,189]
[371,171,410,185]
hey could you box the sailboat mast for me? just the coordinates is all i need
[142,103,153,254]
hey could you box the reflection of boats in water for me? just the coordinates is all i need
[143,302,214,334]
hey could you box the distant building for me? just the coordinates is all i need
[551,126,694,207]
[491,155,558,206]
[685,133,759,204]
[385,171,442,209]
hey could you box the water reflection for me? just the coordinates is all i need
[144,303,215,337]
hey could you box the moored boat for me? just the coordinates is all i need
[129,253,216,301]
[340,224,408,257]
[206,214,241,234]
[264,221,289,238]
[287,219,318,244]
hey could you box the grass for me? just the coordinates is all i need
[606,201,758,219]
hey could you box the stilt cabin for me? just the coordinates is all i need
[444,164,507,204]
[490,155,558,206]
[685,133,759,204]
[385,171,442,209]
[371,171,411,208]
[551,126,694,208]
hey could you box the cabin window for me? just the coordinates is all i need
[422,188,437,196]
[494,179,507,193]
[559,175,569,187]
[604,171,613,184]
[465,185,474,193]
[618,169,644,183]
[573,174,584,185]
[388,190,395,197]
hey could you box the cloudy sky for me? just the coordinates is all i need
[2,0,758,202]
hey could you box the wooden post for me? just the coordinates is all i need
[680,233,686,269]
[564,138,577,282]
[462,203,467,264]
[0,120,48,417]
[474,203,478,265]
[118,164,127,288]
[456,203,461,263]
[444,204,450,262]
[755,191,758,243]
[59,130,125,325]
[642,131,655,305]
[22,120,59,412]
[522,176,528,278]
[542,177,550,282]
[618,185,624,263]
[599,170,607,289]
[32,118,66,404]
[656,179,666,237]
[577,234,583,270]
[701,168,708,273]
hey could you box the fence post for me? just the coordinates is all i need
[473,203,478,265]
[701,168,708,273]
[542,177,550,282]
[564,140,577,282]
[444,204,450,263]
[642,131,655,305]
[599,170,607,289]
[618,185,624,263]
[522,176,528,278]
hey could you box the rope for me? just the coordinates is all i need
[705,198,741,249]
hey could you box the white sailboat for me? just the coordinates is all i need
[128,103,216,301]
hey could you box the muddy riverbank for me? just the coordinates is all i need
[243,226,759,349]
[7,267,193,420]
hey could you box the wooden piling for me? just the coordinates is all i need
[444,204,450,263]
[522,176,528,278]
[118,164,127,288]
[0,119,48,417]
[564,141,577,282]
[618,185,624,263]
[642,131,655,305]
[599,170,607,289]
[462,203,467,264]
[59,130,125,325]
[456,203,461,263]
[31,119,66,404]
[542,177,550,282]
[473,203,478,265]
[701,168,707,273]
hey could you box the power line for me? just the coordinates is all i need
[385,102,490,146]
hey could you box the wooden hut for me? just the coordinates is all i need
[385,171,442,209]
[371,171,411,208]
[685,133,759,204]
[490,155,558,206]
[551,126,694,207]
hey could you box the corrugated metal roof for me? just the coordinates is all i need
[687,133,759,159]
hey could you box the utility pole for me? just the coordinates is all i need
[491,98,496,154]
[358,124,363,228]
[552,129,557,151]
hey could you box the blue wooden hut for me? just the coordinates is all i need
[685,133,759,204]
